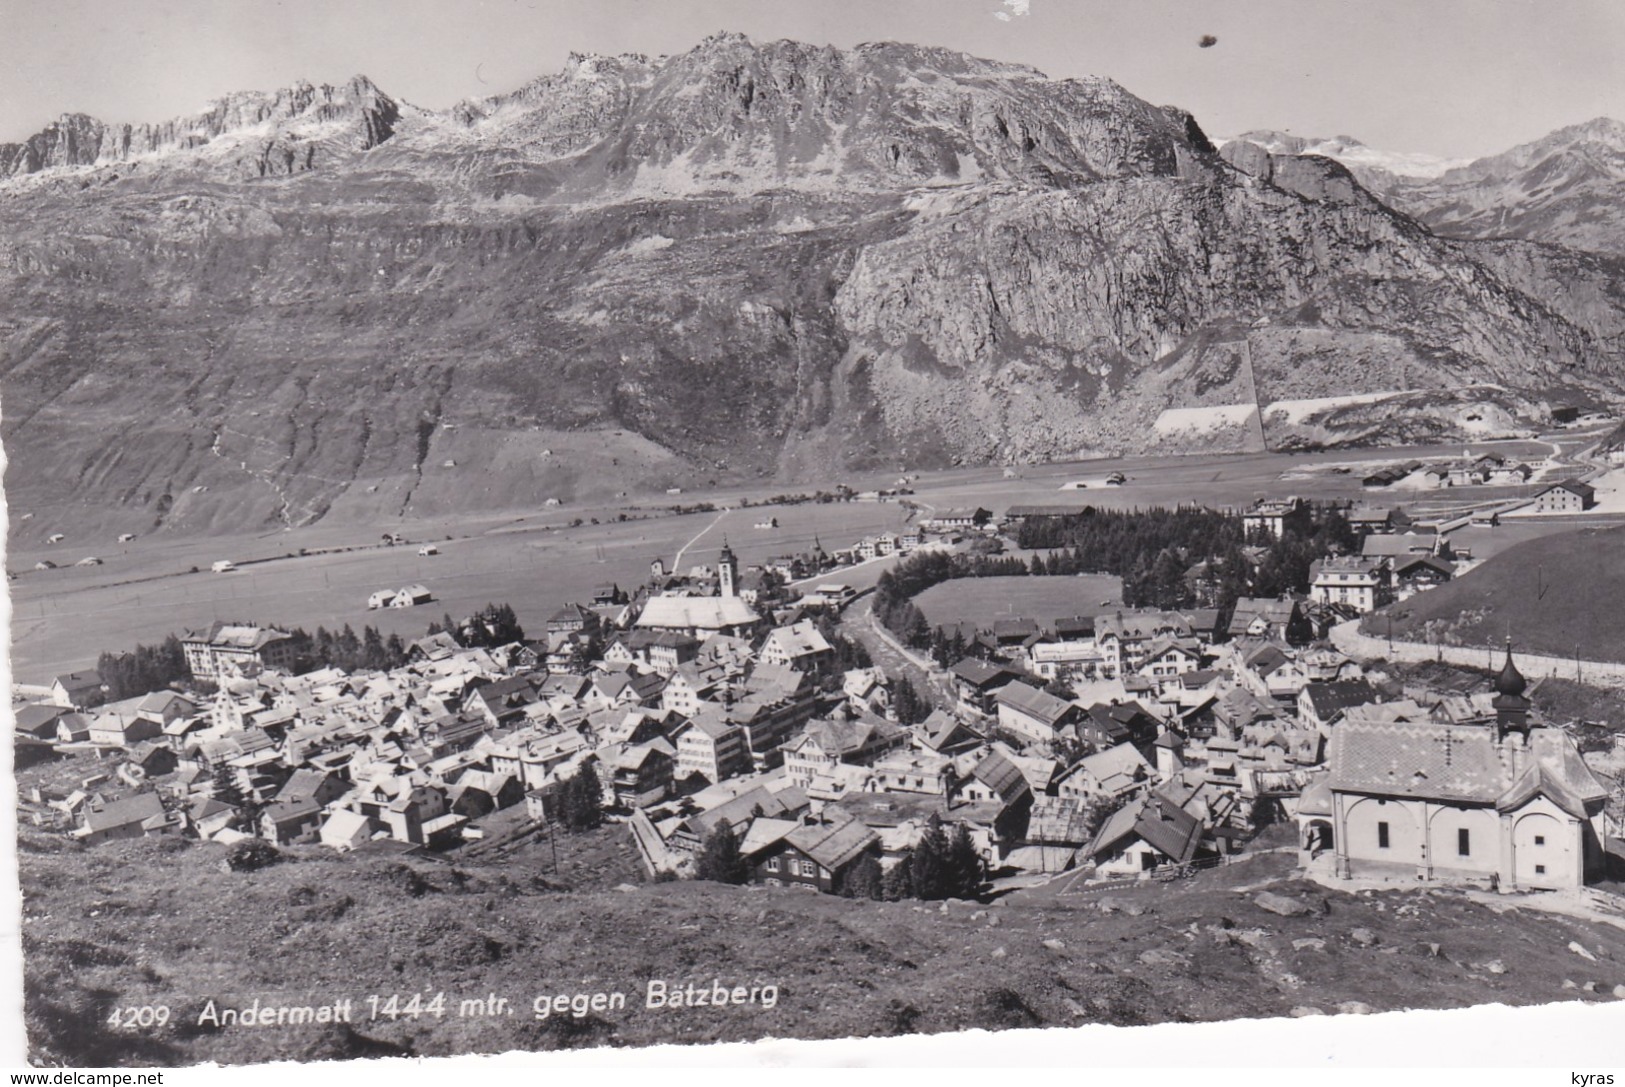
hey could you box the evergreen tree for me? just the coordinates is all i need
[892,676,929,726]
[910,818,952,900]
[384,632,407,670]
[881,851,914,901]
[945,823,985,899]
[841,853,885,900]
[361,625,387,671]
[210,762,245,809]
[566,768,603,831]
[696,820,751,884]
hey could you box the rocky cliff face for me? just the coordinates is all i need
[1225,119,1625,255]
[0,76,400,181]
[3,33,1624,540]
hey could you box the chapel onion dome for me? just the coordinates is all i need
[1494,640,1527,699]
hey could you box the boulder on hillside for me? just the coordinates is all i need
[1255,890,1317,917]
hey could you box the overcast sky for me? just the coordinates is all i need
[2,0,1621,158]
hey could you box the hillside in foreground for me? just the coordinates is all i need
[21,826,1625,1066]
[1376,526,1625,664]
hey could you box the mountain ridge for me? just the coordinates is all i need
[1222,117,1625,255]
[3,33,1623,542]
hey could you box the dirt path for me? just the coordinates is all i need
[671,508,731,571]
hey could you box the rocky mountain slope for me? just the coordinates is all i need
[4,32,1625,540]
[1226,119,1625,256]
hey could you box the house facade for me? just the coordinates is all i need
[182,623,297,678]
[1317,651,1607,891]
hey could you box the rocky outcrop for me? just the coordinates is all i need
[0,76,401,181]
[1225,118,1625,255]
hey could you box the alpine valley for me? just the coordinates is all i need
[4,32,1625,540]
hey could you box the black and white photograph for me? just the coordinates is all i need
[4,0,1625,1072]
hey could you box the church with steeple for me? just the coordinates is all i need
[1304,642,1609,891]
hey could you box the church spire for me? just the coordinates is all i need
[1494,638,1527,698]
[1493,637,1530,741]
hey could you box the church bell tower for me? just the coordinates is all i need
[1492,639,1531,742]
[718,539,738,599]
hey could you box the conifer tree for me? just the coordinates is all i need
[841,854,884,900]
[911,818,952,899]
[881,852,914,900]
[696,820,751,884]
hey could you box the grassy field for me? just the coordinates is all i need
[8,432,1608,683]
[21,826,1625,1066]
[914,576,1126,637]
[1378,525,1625,664]
[6,501,913,683]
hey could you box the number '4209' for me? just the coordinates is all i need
[108,1005,171,1029]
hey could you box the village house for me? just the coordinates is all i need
[782,717,909,792]
[757,620,835,674]
[1056,742,1155,803]
[319,809,374,851]
[1095,611,1194,677]
[547,602,601,636]
[1086,792,1208,877]
[13,703,69,741]
[671,709,749,784]
[921,507,992,532]
[50,671,109,710]
[750,817,881,894]
[867,748,955,797]
[1029,640,1108,685]
[993,681,1082,746]
[950,658,1026,715]
[1137,638,1204,691]
[1227,598,1310,646]
[1531,479,1596,513]
[607,740,677,808]
[260,797,325,844]
[1393,555,1456,598]
[1076,701,1161,751]
[1310,556,1392,614]
[1297,679,1382,731]
[73,791,176,844]
[1241,497,1309,541]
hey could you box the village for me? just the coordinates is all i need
[13,490,1620,905]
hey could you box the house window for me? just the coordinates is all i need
[1377,821,1390,849]
[1457,828,1470,857]
[1534,835,1545,846]
[765,856,780,872]
[1535,864,1546,875]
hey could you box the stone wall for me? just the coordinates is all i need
[1330,622,1625,691]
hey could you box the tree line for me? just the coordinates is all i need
[94,601,531,700]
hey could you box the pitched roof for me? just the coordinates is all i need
[1132,795,1204,864]
[82,791,164,833]
[1301,680,1380,719]
[970,749,1030,801]
[636,595,760,631]
[1541,479,1595,499]
[1328,721,1606,810]
[950,658,1022,688]
[1027,797,1095,844]
[53,671,105,694]
[785,818,879,871]
[993,681,1075,726]
[181,622,292,650]
[1067,742,1154,793]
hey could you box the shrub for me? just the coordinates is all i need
[222,839,283,873]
